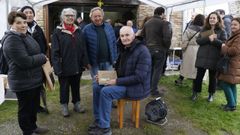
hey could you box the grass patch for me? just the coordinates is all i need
[0,100,17,123]
[161,75,240,135]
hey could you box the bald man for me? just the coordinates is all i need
[88,26,151,135]
[126,20,138,33]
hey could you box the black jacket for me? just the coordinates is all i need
[2,31,46,92]
[195,28,227,70]
[142,15,172,53]
[28,23,48,54]
[115,40,151,99]
[51,25,89,76]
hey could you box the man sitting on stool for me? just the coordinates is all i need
[88,26,151,135]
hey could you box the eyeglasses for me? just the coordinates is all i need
[65,14,75,18]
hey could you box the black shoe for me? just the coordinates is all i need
[174,79,182,86]
[223,106,236,111]
[207,94,214,102]
[191,92,198,101]
[34,127,49,134]
[88,121,98,131]
[38,106,49,114]
[88,127,112,135]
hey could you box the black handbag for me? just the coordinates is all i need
[216,55,230,73]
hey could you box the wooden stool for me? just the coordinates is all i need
[117,99,140,129]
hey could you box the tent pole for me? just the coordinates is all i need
[203,0,206,15]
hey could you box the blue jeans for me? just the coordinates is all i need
[93,85,126,128]
[90,62,113,124]
[219,81,237,107]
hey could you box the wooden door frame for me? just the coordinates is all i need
[43,5,49,46]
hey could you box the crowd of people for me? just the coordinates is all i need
[0,5,239,135]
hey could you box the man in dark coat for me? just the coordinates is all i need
[142,7,172,96]
[215,9,233,38]
[88,26,151,135]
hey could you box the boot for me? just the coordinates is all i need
[73,101,85,113]
[174,78,183,86]
[61,104,70,117]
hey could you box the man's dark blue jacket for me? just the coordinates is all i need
[83,23,117,66]
[115,40,151,99]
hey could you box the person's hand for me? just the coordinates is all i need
[222,43,226,47]
[106,79,116,85]
[209,34,217,42]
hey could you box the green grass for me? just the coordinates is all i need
[0,76,240,135]
[0,100,17,123]
[161,75,240,135]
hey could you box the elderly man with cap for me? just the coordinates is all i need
[21,6,49,114]
[88,26,151,135]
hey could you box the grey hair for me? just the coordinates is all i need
[89,7,104,18]
[60,8,77,21]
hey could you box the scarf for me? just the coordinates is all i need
[63,22,75,33]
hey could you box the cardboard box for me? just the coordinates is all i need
[42,61,55,91]
[98,70,117,85]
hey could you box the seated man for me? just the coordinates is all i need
[88,26,151,135]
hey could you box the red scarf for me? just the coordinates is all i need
[63,22,75,33]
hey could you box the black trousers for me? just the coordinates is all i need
[16,86,41,135]
[58,73,82,104]
[150,50,167,93]
[193,67,217,93]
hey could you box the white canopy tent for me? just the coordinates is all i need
[138,0,236,10]
[0,0,238,38]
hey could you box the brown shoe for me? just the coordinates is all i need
[34,127,49,134]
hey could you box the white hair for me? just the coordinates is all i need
[60,8,77,21]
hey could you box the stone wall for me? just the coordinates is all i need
[136,4,155,28]
[229,0,240,17]
[34,7,45,31]
[169,11,183,48]
[136,3,183,48]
